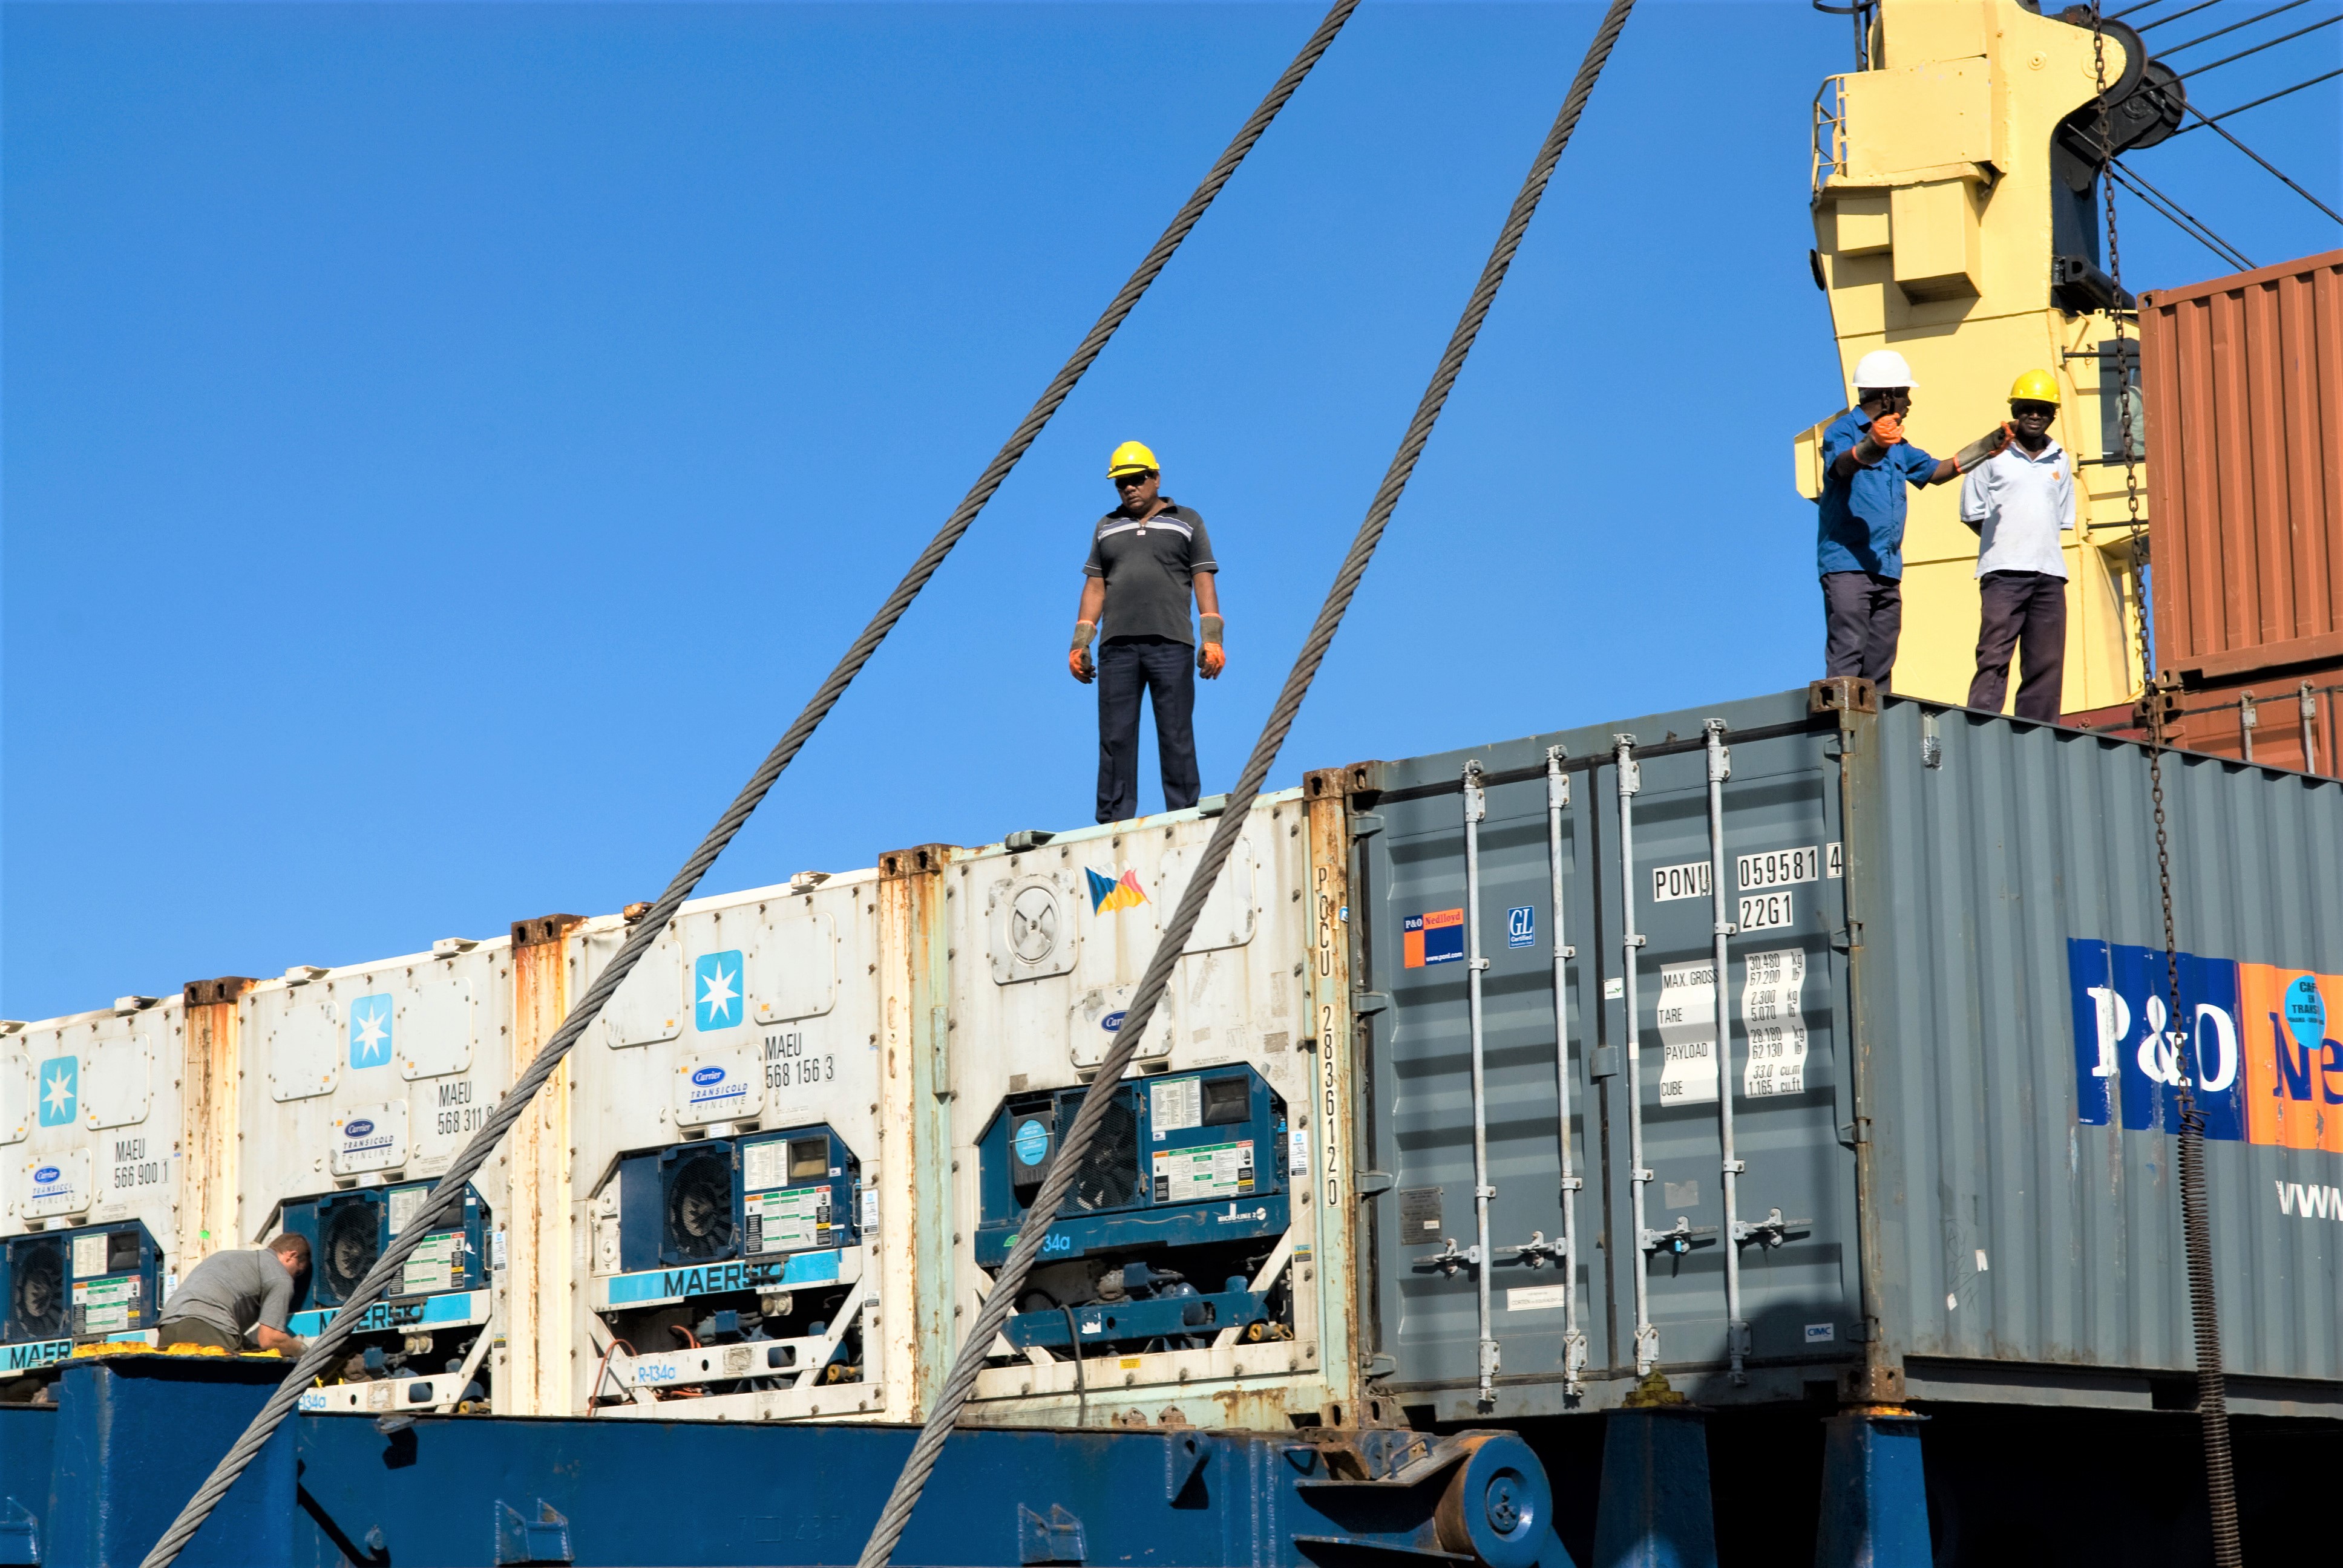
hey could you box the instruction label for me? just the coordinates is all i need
[72,1233,110,1278]
[401,1231,465,1296]
[1741,949,1810,1097]
[746,1184,832,1255]
[1505,1284,1568,1313]
[73,1273,139,1334]
[387,1184,427,1237]
[1150,1076,1202,1137]
[1152,1140,1254,1204]
[1655,960,1720,1105]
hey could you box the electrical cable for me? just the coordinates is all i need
[853,2,1641,1561]
[2173,66,2343,131]
[2170,93,2343,225]
[2160,0,2309,53]
[2094,8,2243,1564]
[2174,12,2339,80]
[2135,0,2228,32]
[131,4,1366,1561]
[2107,158,2258,268]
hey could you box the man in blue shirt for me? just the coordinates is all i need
[1817,350,2007,684]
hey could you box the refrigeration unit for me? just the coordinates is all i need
[1,997,185,1385]
[571,866,923,1423]
[238,935,517,1415]
[943,790,1362,1428]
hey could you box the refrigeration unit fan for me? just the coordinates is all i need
[661,1145,738,1266]
[318,1192,385,1305]
[4,1235,68,1341]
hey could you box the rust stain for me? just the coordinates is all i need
[178,975,254,1268]
[508,912,583,1416]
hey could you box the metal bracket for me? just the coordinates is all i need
[1418,1237,1479,1276]
[494,1500,574,1566]
[1497,1230,1568,1269]
[1348,813,1386,841]
[1639,1216,1719,1256]
[1732,1207,1810,1247]
[1017,1504,1087,1566]
[1355,1170,1396,1197]
[1351,990,1390,1017]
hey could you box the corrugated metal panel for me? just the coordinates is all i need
[1856,699,2343,1400]
[1346,687,2342,1422]
[2140,249,2343,682]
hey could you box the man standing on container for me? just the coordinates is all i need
[1070,440,1224,823]
[1817,350,2008,685]
[153,1233,312,1354]
[1961,370,2076,722]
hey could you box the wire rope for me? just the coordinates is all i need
[2174,66,2343,132]
[2173,12,2339,79]
[2160,0,2309,54]
[2107,158,2258,269]
[133,4,1366,1561]
[853,2,1642,1563]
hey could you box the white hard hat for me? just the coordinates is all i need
[1852,349,1919,391]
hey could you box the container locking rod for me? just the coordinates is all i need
[1544,744,1588,1394]
[1461,760,1499,1407]
[1705,719,1751,1384]
[1614,734,1658,1378]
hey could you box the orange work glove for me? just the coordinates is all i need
[1869,411,1904,445]
[1070,622,1096,684]
[1198,615,1225,679]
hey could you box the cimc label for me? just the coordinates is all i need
[2068,938,2342,1151]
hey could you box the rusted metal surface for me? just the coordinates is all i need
[1303,768,1372,1426]
[505,913,582,1416]
[879,843,957,1424]
[177,977,252,1273]
[2141,249,2343,685]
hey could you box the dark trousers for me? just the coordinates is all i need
[1969,570,2067,722]
[1096,635,1199,824]
[154,1318,242,1352]
[1821,571,1902,685]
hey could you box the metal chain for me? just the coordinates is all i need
[854,3,1640,1561]
[134,5,1365,1561]
[2093,11,2241,1564]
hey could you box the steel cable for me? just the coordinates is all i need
[855,3,1640,1563]
[2094,9,2243,1563]
[134,5,1365,1561]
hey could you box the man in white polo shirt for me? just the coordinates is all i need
[1962,370,2076,722]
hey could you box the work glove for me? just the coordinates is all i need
[1198,616,1225,679]
[1070,622,1096,684]
[1851,411,1903,466]
[1953,422,2013,474]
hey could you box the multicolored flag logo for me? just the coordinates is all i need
[1086,867,1149,913]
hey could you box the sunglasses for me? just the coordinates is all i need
[2010,402,2057,418]
[1113,472,1155,488]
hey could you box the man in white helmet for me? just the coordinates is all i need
[1815,350,2008,684]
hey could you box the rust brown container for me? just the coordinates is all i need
[2139,249,2343,688]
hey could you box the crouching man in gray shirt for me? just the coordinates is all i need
[156,1235,311,1354]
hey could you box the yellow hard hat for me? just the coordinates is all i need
[1107,440,1159,479]
[2008,369,2060,406]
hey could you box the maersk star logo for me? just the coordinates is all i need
[349,995,394,1070]
[36,1056,77,1128]
[695,950,745,1031]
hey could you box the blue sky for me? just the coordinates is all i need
[5,2,2337,1020]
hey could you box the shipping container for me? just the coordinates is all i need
[2141,249,2343,687]
[936,789,1366,1429]
[563,861,939,1423]
[1336,682,2342,1423]
[0,997,185,1376]
[240,936,517,1414]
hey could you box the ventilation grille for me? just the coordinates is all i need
[8,1238,66,1339]
[664,1151,736,1264]
[1067,1093,1141,1214]
[320,1198,382,1304]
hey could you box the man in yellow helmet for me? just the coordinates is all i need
[1071,440,1224,823]
[1960,370,2075,722]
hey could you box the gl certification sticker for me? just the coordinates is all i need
[1507,906,1535,949]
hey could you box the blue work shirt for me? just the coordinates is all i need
[1817,407,1939,580]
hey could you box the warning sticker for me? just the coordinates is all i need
[746,1185,832,1255]
[401,1231,465,1296]
[1152,1140,1254,1204]
[1655,960,1720,1105]
[1741,949,1809,1097]
[1403,909,1464,969]
[73,1274,139,1334]
[1150,1076,1202,1137]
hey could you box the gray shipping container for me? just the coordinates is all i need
[1334,684,2342,1423]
